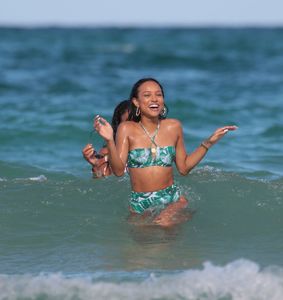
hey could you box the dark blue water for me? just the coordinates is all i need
[0,27,283,300]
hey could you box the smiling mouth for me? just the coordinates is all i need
[149,104,159,110]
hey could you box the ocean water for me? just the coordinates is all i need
[0,27,283,299]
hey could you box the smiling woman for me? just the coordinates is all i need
[94,78,237,226]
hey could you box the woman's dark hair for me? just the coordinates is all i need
[128,78,168,122]
[111,100,130,140]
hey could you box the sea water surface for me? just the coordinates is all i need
[0,27,283,299]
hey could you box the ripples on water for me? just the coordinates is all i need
[0,27,283,299]
[1,27,283,177]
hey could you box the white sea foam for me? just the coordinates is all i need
[28,175,47,182]
[12,174,48,183]
[0,259,283,300]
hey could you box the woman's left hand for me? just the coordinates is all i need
[206,125,238,147]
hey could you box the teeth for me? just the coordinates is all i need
[149,105,159,108]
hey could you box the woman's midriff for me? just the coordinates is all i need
[129,166,174,193]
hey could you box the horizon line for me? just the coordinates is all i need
[1,22,283,29]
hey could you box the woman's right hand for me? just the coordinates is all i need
[82,144,98,166]
[94,115,114,142]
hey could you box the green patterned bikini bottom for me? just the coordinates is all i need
[130,183,181,214]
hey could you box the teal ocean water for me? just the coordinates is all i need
[0,27,283,299]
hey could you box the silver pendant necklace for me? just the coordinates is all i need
[139,121,160,157]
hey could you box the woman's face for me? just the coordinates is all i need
[133,81,164,118]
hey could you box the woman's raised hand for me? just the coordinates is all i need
[94,115,114,142]
[205,125,238,148]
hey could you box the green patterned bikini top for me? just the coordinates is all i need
[127,146,175,168]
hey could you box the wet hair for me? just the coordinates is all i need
[129,78,165,99]
[128,78,168,122]
[111,100,130,140]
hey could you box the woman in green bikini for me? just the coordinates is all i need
[94,78,237,226]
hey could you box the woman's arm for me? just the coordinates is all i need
[94,116,128,177]
[82,143,98,166]
[175,122,237,175]
[82,144,111,178]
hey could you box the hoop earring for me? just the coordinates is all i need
[160,106,167,117]
[136,107,140,117]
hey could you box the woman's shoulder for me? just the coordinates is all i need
[162,118,182,129]
[117,121,139,132]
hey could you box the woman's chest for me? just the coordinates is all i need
[128,129,177,149]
